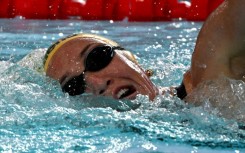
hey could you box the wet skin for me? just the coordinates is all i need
[46,36,159,100]
[183,0,245,95]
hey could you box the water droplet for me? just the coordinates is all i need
[58,33,64,37]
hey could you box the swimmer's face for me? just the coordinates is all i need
[46,35,158,100]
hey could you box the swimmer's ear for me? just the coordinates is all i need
[121,51,138,64]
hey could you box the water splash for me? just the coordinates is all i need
[186,77,245,123]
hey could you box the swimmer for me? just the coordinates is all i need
[43,34,159,101]
[42,0,244,102]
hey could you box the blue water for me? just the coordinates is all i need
[0,19,245,152]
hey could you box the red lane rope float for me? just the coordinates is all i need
[0,0,224,21]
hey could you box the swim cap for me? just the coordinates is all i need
[44,34,80,72]
[43,33,137,72]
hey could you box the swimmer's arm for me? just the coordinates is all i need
[225,0,245,56]
[186,0,245,90]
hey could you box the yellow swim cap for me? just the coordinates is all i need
[43,33,137,72]
[43,34,81,72]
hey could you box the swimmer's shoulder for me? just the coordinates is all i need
[18,48,47,74]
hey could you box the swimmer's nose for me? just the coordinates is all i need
[84,74,111,95]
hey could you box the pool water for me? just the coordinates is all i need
[0,19,245,152]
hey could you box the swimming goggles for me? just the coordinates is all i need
[62,45,124,96]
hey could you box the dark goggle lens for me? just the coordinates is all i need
[85,46,114,72]
[62,73,86,96]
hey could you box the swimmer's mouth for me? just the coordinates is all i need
[115,86,137,99]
